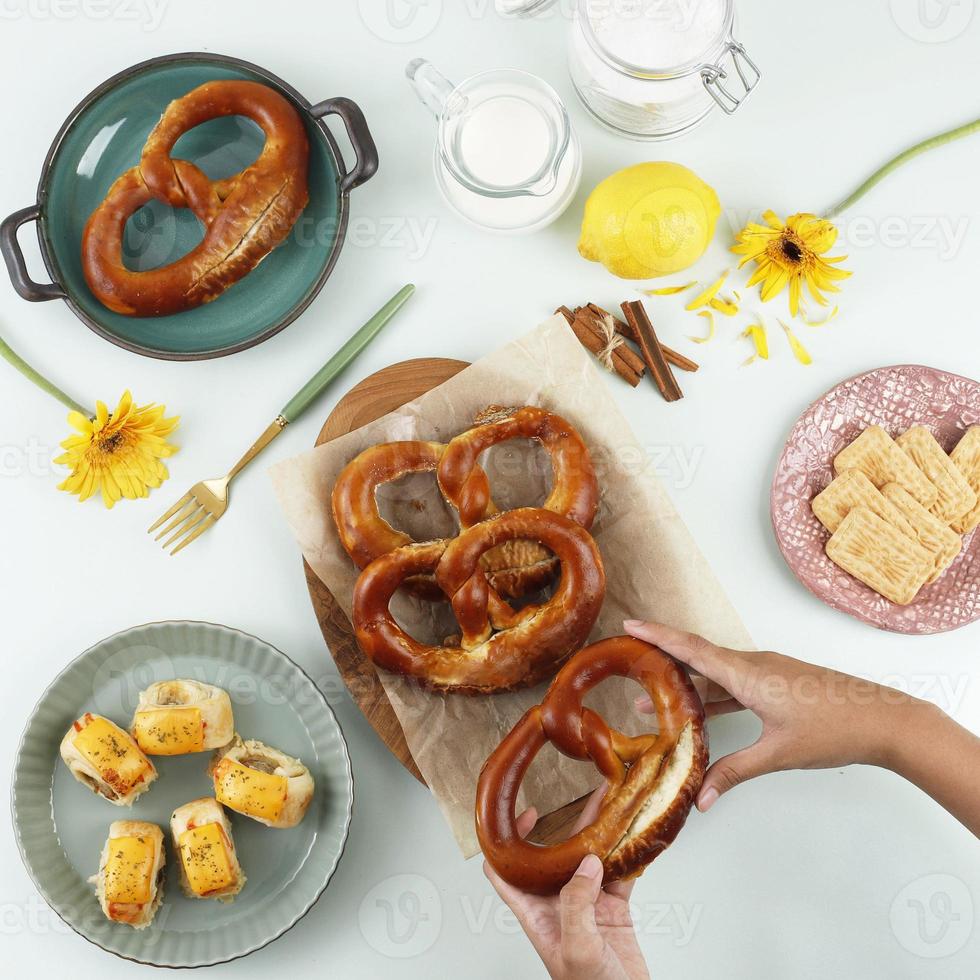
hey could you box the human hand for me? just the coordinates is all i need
[624,619,936,813]
[483,787,650,980]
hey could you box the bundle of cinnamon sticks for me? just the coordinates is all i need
[556,302,696,402]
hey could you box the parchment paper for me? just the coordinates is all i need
[270,316,753,856]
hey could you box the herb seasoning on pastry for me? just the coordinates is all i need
[131,679,234,756]
[210,735,314,828]
[170,798,245,901]
[89,821,165,929]
[60,712,157,806]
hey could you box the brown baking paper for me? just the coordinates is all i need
[269,316,753,857]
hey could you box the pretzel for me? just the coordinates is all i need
[82,80,309,317]
[438,406,599,531]
[477,636,707,894]
[437,405,599,596]
[332,439,563,599]
[351,507,605,694]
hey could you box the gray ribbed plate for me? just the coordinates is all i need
[11,621,353,968]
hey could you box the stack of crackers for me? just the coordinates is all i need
[812,425,980,604]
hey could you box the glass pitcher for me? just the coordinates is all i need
[568,0,761,140]
[406,59,582,234]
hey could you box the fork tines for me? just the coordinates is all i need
[148,493,216,555]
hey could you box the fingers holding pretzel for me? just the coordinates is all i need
[476,636,707,894]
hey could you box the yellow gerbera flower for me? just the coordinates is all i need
[55,391,179,508]
[731,211,851,316]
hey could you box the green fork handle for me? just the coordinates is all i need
[280,284,415,423]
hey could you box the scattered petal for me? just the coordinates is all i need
[685,271,730,311]
[803,305,840,326]
[643,281,697,296]
[740,319,769,364]
[779,319,813,365]
[688,310,716,344]
[709,297,739,316]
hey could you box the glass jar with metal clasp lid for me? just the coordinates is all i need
[567,0,761,140]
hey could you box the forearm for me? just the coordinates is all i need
[882,700,980,837]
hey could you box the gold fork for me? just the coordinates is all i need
[148,284,415,555]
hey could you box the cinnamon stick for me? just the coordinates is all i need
[621,301,683,402]
[585,303,698,373]
[660,345,700,374]
[605,308,699,373]
[562,312,643,387]
[574,310,647,376]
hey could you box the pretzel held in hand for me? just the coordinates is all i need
[477,636,707,894]
[82,80,309,316]
[351,508,605,694]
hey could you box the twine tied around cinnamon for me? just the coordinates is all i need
[595,315,626,374]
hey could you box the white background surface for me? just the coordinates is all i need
[1,1,978,977]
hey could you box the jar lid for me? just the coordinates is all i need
[581,0,734,75]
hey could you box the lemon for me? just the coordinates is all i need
[578,162,721,279]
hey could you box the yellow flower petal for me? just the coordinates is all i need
[685,271,730,311]
[709,297,739,316]
[740,320,769,364]
[643,281,698,296]
[779,319,813,365]
[688,310,716,344]
[803,305,839,326]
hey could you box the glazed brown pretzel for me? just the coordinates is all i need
[438,406,599,531]
[82,80,309,316]
[351,508,605,694]
[437,405,600,598]
[333,441,489,600]
[476,636,707,894]
[332,439,562,599]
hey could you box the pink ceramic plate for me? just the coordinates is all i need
[771,364,980,634]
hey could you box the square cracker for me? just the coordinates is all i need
[895,426,977,525]
[826,507,934,605]
[882,483,962,583]
[811,470,916,537]
[949,426,980,535]
[834,426,938,510]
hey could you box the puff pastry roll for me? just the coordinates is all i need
[211,736,315,829]
[171,798,245,901]
[90,821,165,929]
[132,679,234,756]
[60,713,157,806]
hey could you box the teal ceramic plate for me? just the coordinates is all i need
[11,621,353,968]
[0,52,377,359]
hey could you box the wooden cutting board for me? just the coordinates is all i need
[304,357,588,843]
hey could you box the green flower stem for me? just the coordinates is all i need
[825,116,980,219]
[0,334,91,417]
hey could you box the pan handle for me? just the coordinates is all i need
[309,97,379,195]
[1,205,66,302]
